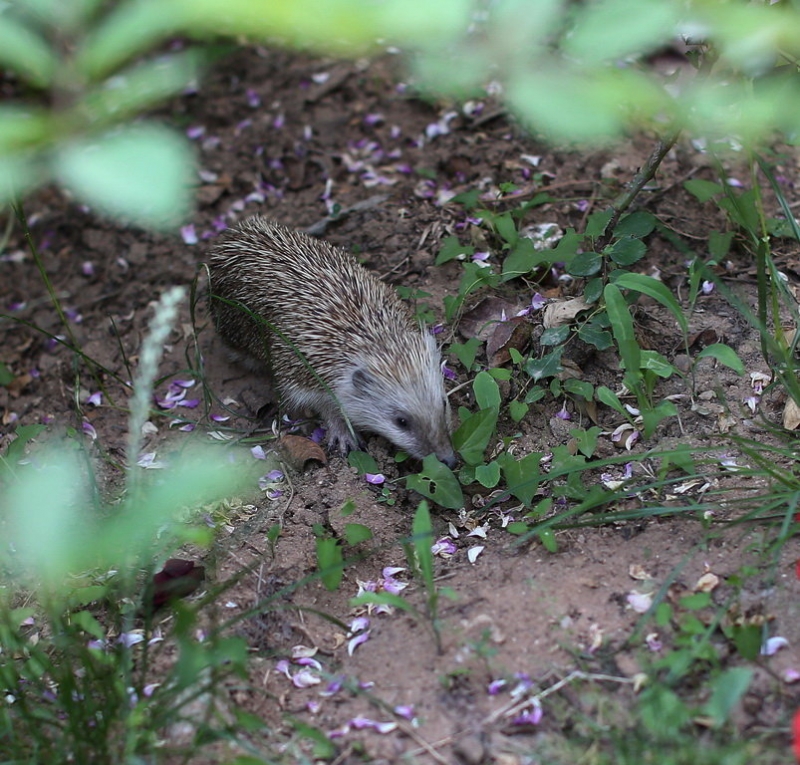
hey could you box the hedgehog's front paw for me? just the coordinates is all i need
[324,417,364,456]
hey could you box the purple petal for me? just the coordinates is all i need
[180,225,198,245]
[347,631,370,656]
[365,473,385,485]
[292,669,321,688]
[488,679,506,695]
[761,636,789,656]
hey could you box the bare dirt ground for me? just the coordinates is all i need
[2,46,800,763]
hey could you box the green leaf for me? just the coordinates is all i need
[537,528,558,553]
[502,237,551,277]
[586,209,613,238]
[493,212,518,245]
[475,461,501,488]
[406,454,464,509]
[54,122,194,229]
[452,407,498,466]
[0,105,50,153]
[525,347,563,382]
[679,592,711,610]
[729,623,762,661]
[605,235,646,266]
[287,718,337,760]
[611,272,688,336]
[696,343,745,375]
[614,211,656,238]
[583,277,604,304]
[449,337,481,370]
[708,229,734,260]
[315,536,343,591]
[0,154,40,207]
[0,362,15,387]
[524,386,546,404]
[567,250,603,277]
[640,400,677,438]
[684,178,723,203]
[604,283,640,385]
[702,668,753,728]
[69,610,105,639]
[572,426,601,458]
[563,0,677,65]
[412,501,435,589]
[539,325,570,346]
[508,399,528,422]
[563,379,594,400]
[436,235,473,265]
[452,188,481,208]
[339,499,356,517]
[344,523,372,546]
[640,350,676,379]
[596,385,626,415]
[347,450,380,475]
[80,49,205,125]
[0,13,58,87]
[473,370,501,410]
[577,322,613,351]
[496,451,542,507]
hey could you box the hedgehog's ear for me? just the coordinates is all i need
[352,368,377,395]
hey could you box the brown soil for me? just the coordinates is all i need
[2,46,800,763]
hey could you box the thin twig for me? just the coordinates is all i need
[595,129,682,252]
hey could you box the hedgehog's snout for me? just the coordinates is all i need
[439,450,458,470]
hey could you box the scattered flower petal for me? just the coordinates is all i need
[365,473,385,485]
[645,633,663,652]
[785,668,800,684]
[467,545,485,564]
[432,537,457,557]
[394,704,415,720]
[488,679,506,695]
[180,225,198,245]
[293,668,321,688]
[761,636,789,656]
[627,591,653,613]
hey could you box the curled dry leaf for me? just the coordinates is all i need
[694,572,720,592]
[278,434,327,471]
[783,397,800,431]
[458,297,527,341]
[150,558,205,611]
[487,317,532,368]
[687,327,722,350]
[542,297,591,329]
[7,373,33,398]
[629,564,654,581]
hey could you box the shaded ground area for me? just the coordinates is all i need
[2,46,800,762]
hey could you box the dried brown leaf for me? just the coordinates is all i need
[486,317,532,367]
[279,434,327,470]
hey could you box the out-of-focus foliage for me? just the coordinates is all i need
[2,0,800,224]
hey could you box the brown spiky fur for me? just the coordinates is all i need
[209,217,456,466]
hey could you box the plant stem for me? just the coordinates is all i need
[12,200,79,350]
[596,128,682,252]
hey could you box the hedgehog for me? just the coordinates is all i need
[208,217,456,467]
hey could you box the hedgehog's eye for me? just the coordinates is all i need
[394,415,410,430]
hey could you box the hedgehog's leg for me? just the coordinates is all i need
[321,411,364,456]
[284,387,363,455]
